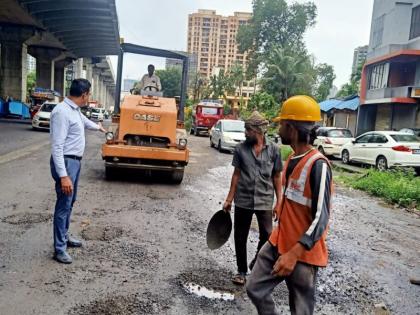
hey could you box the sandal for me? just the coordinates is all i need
[232,273,246,285]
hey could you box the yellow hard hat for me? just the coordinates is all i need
[273,95,321,123]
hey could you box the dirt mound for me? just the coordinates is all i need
[81,225,123,241]
[69,293,170,315]
[2,212,52,225]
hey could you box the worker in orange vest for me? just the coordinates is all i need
[246,95,333,315]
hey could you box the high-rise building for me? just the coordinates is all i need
[351,45,368,75]
[27,54,36,73]
[187,10,252,79]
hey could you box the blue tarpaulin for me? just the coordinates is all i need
[8,101,30,119]
[319,96,359,112]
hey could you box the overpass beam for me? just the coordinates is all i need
[0,26,35,101]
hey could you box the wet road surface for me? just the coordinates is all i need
[0,123,419,314]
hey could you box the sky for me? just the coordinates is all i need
[112,0,374,89]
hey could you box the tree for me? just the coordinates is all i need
[261,46,315,102]
[155,67,182,97]
[228,62,245,95]
[336,62,364,98]
[189,71,205,101]
[27,71,36,95]
[237,0,317,72]
[208,71,234,101]
[313,63,336,101]
[247,92,278,119]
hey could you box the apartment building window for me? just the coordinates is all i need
[410,5,420,39]
[368,63,389,90]
[372,14,385,48]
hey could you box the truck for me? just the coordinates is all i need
[191,100,224,136]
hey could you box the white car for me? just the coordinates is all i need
[210,119,245,152]
[314,127,353,157]
[341,131,420,174]
[32,102,57,130]
[90,107,105,121]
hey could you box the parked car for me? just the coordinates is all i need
[191,101,224,136]
[314,127,353,157]
[341,131,420,174]
[32,102,57,130]
[400,128,420,137]
[210,119,245,152]
[90,107,105,121]
[81,106,91,118]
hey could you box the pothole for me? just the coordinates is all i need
[81,225,123,241]
[2,212,52,225]
[182,282,234,301]
[176,267,241,300]
[69,293,170,315]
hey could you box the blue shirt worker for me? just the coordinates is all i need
[50,79,106,264]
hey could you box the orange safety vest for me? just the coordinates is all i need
[269,149,332,267]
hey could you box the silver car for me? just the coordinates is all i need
[210,119,245,152]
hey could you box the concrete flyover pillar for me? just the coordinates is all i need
[0,25,35,101]
[74,58,83,79]
[54,58,73,96]
[92,68,100,101]
[29,46,62,90]
[84,58,93,83]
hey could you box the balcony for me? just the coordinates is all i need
[366,86,412,100]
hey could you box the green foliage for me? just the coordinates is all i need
[336,62,364,98]
[27,71,36,95]
[236,0,335,105]
[313,63,336,102]
[237,0,317,72]
[261,46,315,102]
[341,169,420,210]
[247,92,279,120]
[155,67,182,97]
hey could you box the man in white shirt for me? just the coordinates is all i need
[134,64,162,92]
[50,78,106,264]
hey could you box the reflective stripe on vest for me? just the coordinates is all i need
[284,152,324,207]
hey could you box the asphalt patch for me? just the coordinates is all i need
[81,225,124,241]
[2,212,52,225]
[69,292,171,315]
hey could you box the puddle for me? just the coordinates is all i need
[2,212,52,225]
[182,282,234,301]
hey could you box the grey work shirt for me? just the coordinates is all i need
[232,139,282,210]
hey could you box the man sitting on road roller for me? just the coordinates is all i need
[132,64,162,94]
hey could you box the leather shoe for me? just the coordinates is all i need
[54,251,73,264]
[67,236,82,248]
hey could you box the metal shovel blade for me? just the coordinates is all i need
[206,210,232,250]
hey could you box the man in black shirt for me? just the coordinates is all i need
[223,111,283,285]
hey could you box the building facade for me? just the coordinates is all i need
[352,45,368,75]
[187,10,252,79]
[358,0,420,135]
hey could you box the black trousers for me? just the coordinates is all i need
[234,206,273,274]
